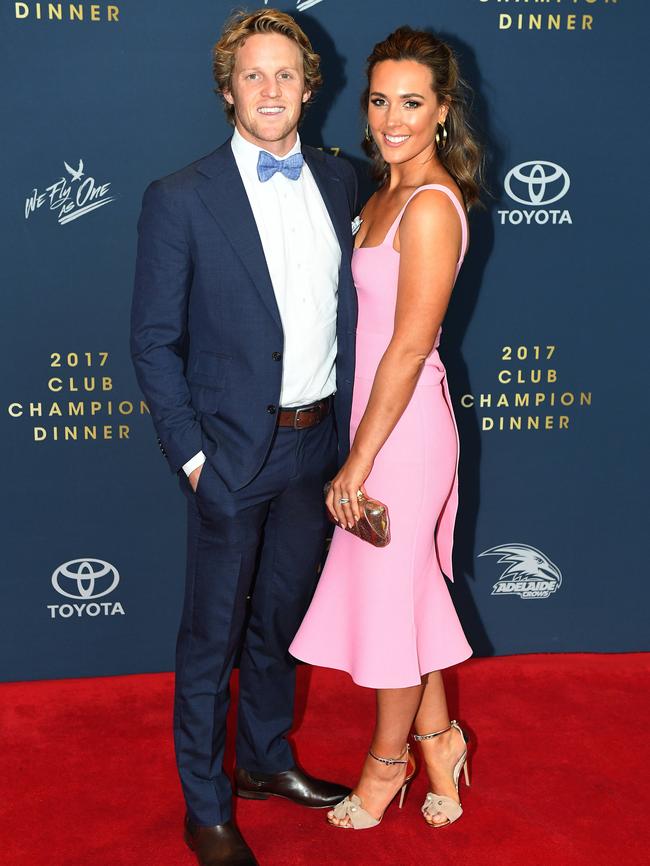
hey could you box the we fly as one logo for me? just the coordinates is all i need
[264,0,326,11]
[25,159,116,226]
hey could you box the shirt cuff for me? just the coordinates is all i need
[182,451,206,477]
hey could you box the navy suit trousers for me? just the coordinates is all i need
[174,415,338,826]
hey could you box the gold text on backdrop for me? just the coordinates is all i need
[14,3,120,21]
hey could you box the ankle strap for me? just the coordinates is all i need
[413,719,461,742]
[368,743,409,765]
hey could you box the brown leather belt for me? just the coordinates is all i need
[277,396,333,430]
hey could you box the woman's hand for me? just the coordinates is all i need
[326,451,374,528]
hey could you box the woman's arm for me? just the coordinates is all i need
[328,189,462,527]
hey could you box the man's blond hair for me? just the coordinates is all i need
[213,8,322,125]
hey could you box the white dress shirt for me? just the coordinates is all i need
[183,128,341,476]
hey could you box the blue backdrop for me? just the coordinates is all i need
[2,0,647,681]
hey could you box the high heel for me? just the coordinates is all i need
[328,744,416,830]
[414,719,470,828]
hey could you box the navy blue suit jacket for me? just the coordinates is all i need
[131,139,358,491]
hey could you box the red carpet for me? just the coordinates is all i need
[2,654,649,866]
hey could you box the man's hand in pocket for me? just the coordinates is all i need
[189,464,203,493]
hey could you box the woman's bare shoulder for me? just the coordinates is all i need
[400,186,462,237]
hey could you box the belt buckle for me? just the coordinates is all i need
[293,401,319,430]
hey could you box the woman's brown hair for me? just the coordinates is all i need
[362,26,483,209]
[213,8,322,125]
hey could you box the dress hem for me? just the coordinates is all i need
[289,647,474,690]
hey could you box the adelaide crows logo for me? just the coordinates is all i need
[479,543,562,599]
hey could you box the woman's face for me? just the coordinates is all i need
[367,59,447,170]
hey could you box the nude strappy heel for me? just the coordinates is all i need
[328,744,416,830]
[413,720,470,828]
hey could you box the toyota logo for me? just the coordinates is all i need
[504,161,570,206]
[51,558,120,600]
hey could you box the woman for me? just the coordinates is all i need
[290,27,483,829]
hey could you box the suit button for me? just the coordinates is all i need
[267,404,277,414]
[272,352,282,361]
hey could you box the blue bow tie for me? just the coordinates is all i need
[257,150,304,182]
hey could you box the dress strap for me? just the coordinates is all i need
[385,184,468,262]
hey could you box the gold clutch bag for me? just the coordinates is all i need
[323,483,391,548]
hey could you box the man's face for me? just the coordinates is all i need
[223,32,310,156]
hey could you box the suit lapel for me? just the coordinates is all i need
[194,142,282,330]
[302,148,353,259]
[303,147,356,339]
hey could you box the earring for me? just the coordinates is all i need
[435,121,448,148]
[364,123,372,142]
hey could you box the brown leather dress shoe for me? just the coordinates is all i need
[184,815,258,866]
[235,766,351,808]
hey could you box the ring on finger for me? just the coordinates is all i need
[338,497,350,505]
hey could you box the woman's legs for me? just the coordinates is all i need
[328,669,467,827]
[329,684,423,827]
[414,670,467,826]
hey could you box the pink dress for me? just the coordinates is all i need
[290,185,472,688]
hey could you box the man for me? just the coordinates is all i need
[131,8,357,866]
